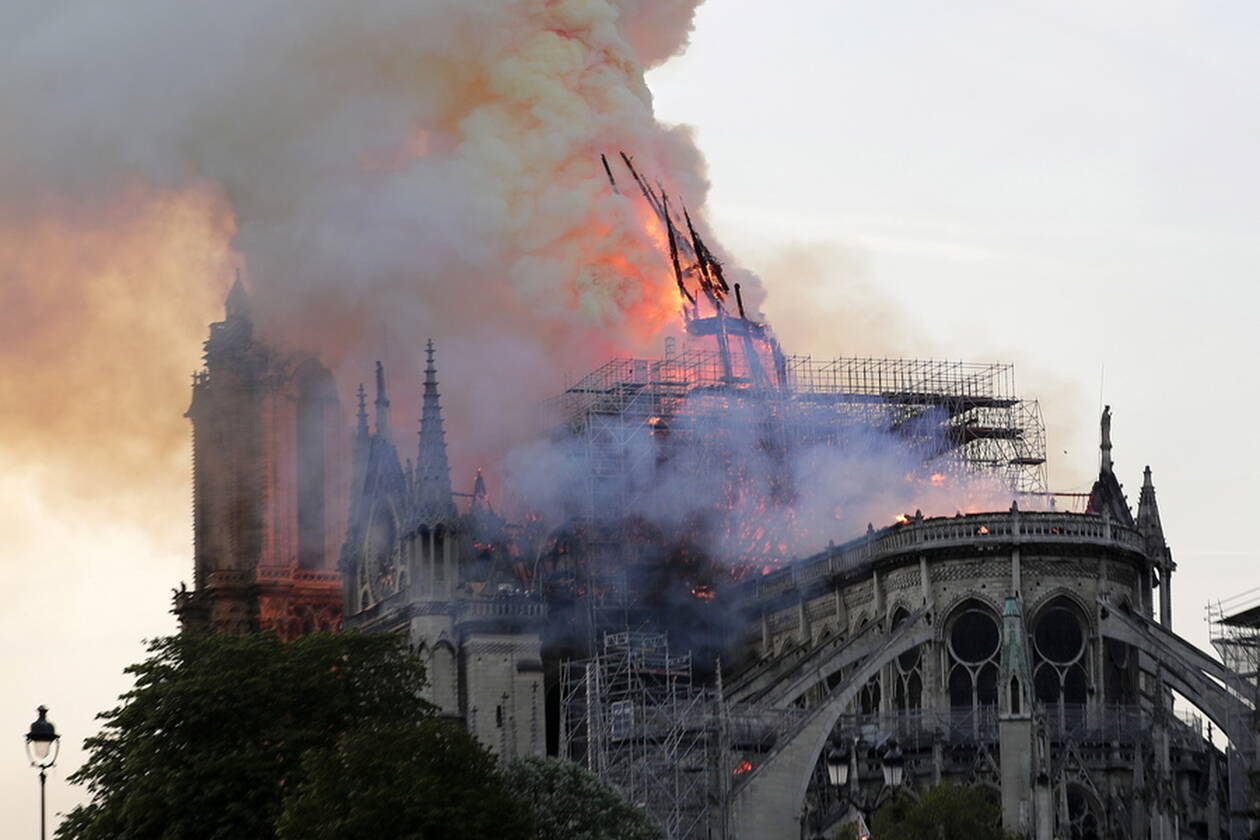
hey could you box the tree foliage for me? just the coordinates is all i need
[829,822,861,840]
[278,719,533,840]
[871,783,1016,840]
[504,755,663,840]
[58,631,434,840]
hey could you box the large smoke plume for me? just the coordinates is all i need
[2,0,1023,596]
[3,0,724,490]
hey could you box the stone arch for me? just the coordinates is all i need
[1099,602,1253,747]
[935,591,1001,643]
[888,600,914,624]
[815,620,840,645]
[361,494,402,606]
[1028,587,1095,634]
[851,611,871,634]
[1062,781,1104,840]
[730,612,934,840]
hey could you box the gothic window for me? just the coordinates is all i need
[1031,599,1089,706]
[946,602,1000,715]
[890,608,923,712]
[858,672,881,715]
[361,499,399,606]
[1065,785,1101,840]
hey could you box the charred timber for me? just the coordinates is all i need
[685,315,770,341]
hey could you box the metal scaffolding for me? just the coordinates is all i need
[549,344,1048,529]
[559,632,722,840]
[1208,592,1260,837]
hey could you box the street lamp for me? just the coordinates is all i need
[25,706,60,840]
[880,741,905,788]
[825,736,910,838]
[826,741,852,787]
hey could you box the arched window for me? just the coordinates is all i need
[890,608,923,712]
[1065,785,1101,840]
[1031,599,1089,707]
[858,672,881,715]
[946,601,1000,734]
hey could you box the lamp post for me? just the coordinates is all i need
[881,741,905,788]
[825,737,908,839]
[25,706,60,840]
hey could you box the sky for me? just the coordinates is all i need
[4,1,1260,833]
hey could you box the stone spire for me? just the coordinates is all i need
[416,340,456,522]
[355,383,369,440]
[1137,465,1165,543]
[205,271,254,363]
[1100,404,1113,474]
[1138,465,1176,629]
[374,361,391,438]
[225,271,251,322]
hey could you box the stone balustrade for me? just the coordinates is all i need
[749,511,1145,603]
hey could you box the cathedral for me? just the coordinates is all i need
[175,283,1253,840]
[174,281,549,761]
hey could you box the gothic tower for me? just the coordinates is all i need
[341,342,547,759]
[175,278,345,638]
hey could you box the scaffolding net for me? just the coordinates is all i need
[559,632,722,840]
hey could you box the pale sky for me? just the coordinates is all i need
[5,2,1260,833]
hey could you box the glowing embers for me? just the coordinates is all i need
[1031,599,1089,705]
[946,602,1000,719]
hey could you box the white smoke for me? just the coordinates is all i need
[505,392,1027,573]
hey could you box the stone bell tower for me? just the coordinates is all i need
[175,277,346,639]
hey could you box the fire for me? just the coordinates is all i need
[894,513,911,525]
[977,525,990,535]
[690,585,717,601]
[732,760,753,775]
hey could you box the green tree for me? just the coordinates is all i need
[278,719,533,840]
[504,755,662,840]
[871,783,1015,840]
[829,821,861,840]
[58,631,434,840]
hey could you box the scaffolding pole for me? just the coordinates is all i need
[560,632,724,840]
